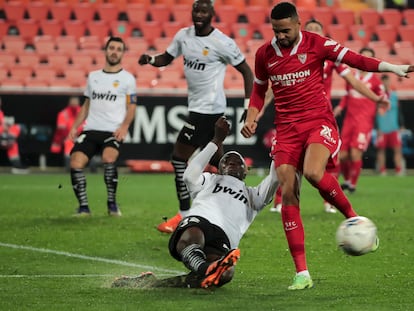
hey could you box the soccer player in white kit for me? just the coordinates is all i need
[69,37,137,217]
[138,0,254,233]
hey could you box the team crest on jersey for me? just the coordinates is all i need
[320,125,337,145]
[202,47,209,56]
[297,53,307,64]
[113,80,120,88]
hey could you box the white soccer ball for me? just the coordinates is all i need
[336,216,378,256]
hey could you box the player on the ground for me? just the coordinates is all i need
[138,0,253,233]
[241,2,412,290]
[68,37,137,217]
[113,116,278,289]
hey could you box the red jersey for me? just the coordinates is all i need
[323,60,350,102]
[341,71,384,128]
[250,31,381,126]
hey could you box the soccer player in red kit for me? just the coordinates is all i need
[241,2,413,290]
[335,48,387,193]
[271,19,389,213]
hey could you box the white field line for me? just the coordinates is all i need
[0,242,184,276]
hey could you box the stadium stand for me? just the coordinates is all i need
[244,6,268,27]
[86,20,111,40]
[334,9,356,28]
[3,1,26,22]
[96,3,120,23]
[40,19,64,38]
[402,9,414,26]
[49,2,72,22]
[380,9,403,28]
[171,4,192,24]
[72,3,96,23]
[326,24,350,43]
[375,24,398,48]
[148,4,172,23]
[26,2,49,22]
[312,7,334,27]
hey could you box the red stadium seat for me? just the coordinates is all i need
[171,4,192,25]
[0,67,9,81]
[50,2,72,22]
[311,7,334,28]
[343,40,363,52]
[326,24,350,44]
[34,65,58,84]
[55,36,79,55]
[27,2,49,21]
[402,9,414,26]
[63,67,87,87]
[40,20,64,38]
[222,0,245,15]
[245,6,268,27]
[296,0,317,10]
[374,25,398,48]
[25,77,49,88]
[258,23,274,42]
[17,51,40,68]
[63,20,87,40]
[79,36,103,51]
[110,21,133,39]
[148,4,172,23]
[96,3,119,23]
[367,41,391,59]
[3,1,26,22]
[125,3,149,28]
[1,77,25,88]
[34,36,56,59]
[0,52,17,69]
[73,3,96,22]
[393,41,413,63]
[349,25,374,45]
[162,21,184,39]
[152,37,172,53]
[139,21,163,46]
[215,5,239,24]
[245,39,265,56]
[86,20,110,41]
[334,9,355,28]
[212,22,231,37]
[359,9,380,28]
[2,36,26,53]
[0,20,10,37]
[17,19,41,44]
[70,51,95,69]
[9,65,34,81]
[231,23,254,45]
[380,9,402,28]
[125,37,150,53]
[297,8,312,25]
[397,25,414,46]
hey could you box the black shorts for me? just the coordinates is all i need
[168,216,231,261]
[71,130,121,159]
[176,112,223,148]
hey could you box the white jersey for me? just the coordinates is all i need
[166,26,245,114]
[83,69,137,132]
[183,142,278,249]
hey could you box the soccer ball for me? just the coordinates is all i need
[336,216,378,256]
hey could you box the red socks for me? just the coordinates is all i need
[281,205,307,273]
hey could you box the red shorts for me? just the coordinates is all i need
[271,119,341,172]
[376,131,402,149]
[340,122,372,152]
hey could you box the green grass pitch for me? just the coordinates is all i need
[0,172,413,310]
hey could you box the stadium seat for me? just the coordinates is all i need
[25,77,49,88]
[3,1,26,22]
[349,25,374,45]
[0,20,10,37]
[326,24,350,43]
[296,0,317,10]
[17,51,40,68]
[153,0,175,5]
[135,66,160,86]
[2,36,26,53]
[125,37,149,53]
[374,25,398,48]
[231,23,254,45]
[78,36,103,51]
[63,20,87,40]
[0,52,17,69]
[215,5,240,24]
[162,21,184,39]
[73,3,96,22]
[0,67,9,81]
[297,8,312,24]
[380,9,402,28]
[110,21,132,39]
[402,9,414,26]
[344,40,363,52]
[63,67,87,87]
[246,39,265,55]
[27,2,49,21]
[244,6,268,27]
[148,4,172,23]
[96,3,119,23]
[34,65,58,84]
[140,21,163,47]
[222,0,245,15]
[55,36,79,55]
[86,20,110,41]
[126,3,149,28]
[17,19,41,44]
[359,9,380,28]
[69,51,95,69]
[334,9,355,28]
[171,4,192,25]
[50,2,72,22]
[212,22,231,37]
[152,37,172,53]
[1,77,25,88]
[40,20,64,38]
[258,23,274,42]
[367,41,391,59]
[393,41,413,63]
[34,36,56,59]
[9,65,34,81]
[397,25,414,45]
[311,7,334,28]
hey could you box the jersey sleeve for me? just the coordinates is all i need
[220,37,245,67]
[335,63,351,77]
[248,161,278,211]
[249,46,269,111]
[126,74,137,105]
[166,28,186,58]
[83,73,92,98]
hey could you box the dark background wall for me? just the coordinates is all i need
[1,94,413,169]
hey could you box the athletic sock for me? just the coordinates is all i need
[340,159,351,181]
[171,157,190,211]
[349,160,362,189]
[70,168,88,207]
[104,162,118,203]
[281,205,307,273]
[180,244,208,275]
[314,172,357,218]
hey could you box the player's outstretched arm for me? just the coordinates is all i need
[138,52,174,67]
[378,63,414,77]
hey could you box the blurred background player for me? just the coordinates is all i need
[0,96,29,174]
[138,0,253,233]
[69,37,137,217]
[268,19,388,213]
[375,74,405,176]
[336,47,387,193]
[50,96,82,171]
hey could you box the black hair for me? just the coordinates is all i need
[270,2,298,20]
[104,37,125,50]
[359,47,375,57]
[304,18,323,29]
